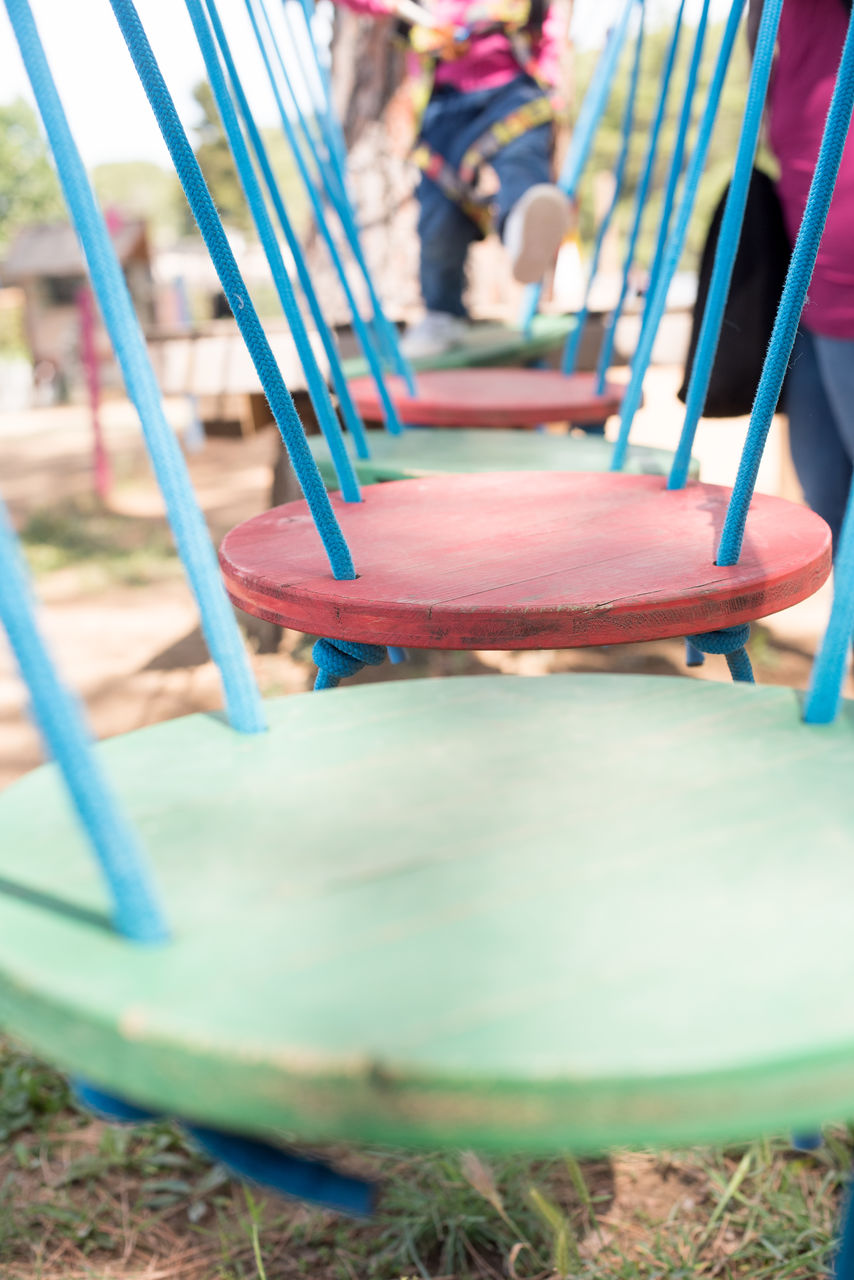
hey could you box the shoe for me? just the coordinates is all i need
[504,184,573,285]
[400,311,472,359]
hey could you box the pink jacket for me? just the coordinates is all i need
[767,0,854,338]
[332,0,564,92]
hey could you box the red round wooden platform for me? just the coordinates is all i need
[347,368,623,428]
[220,473,831,650]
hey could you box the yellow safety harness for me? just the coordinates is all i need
[401,0,561,236]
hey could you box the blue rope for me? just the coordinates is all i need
[520,0,637,333]
[668,0,784,490]
[187,0,362,503]
[73,1081,376,1216]
[610,0,747,473]
[0,498,168,944]
[836,1171,854,1280]
[640,0,711,341]
[685,638,705,667]
[293,0,350,184]
[719,2,854,569]
[686,624,754,683]
[204,0,369,463]
[805,481,854,723]
[192,0,366,498]
[562,1,645,375]
[595,0,686,394]
[280,0,352,224]
[246,0,405,435]
[109,0,354,581]
[276,0,416,393]
[312,638,388,690]
[5,0,264,737]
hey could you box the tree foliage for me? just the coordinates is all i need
[92,161,187,241]
[573,16,768,272]
[188,80,308,238]
[0,98,64,250]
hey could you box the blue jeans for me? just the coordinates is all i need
[417,75,553,316]
[786,327,854,554]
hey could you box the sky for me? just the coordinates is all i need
[0,0,732,169]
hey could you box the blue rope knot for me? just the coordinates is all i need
[685,623,754,683]
[73,1080,376,1217]
[313,638,388,690]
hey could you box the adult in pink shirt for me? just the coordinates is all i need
[752,0,854,550]
[333,0,571,356]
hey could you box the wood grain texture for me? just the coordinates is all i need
[219,473,831,649]
[340,314,576,379]
[347,369,623,427]
[3,677,854,1153]
[309,429,700,485]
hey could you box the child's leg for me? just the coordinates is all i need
[469,77,569,284]
[416,174,478,318]
[491,122,553,227]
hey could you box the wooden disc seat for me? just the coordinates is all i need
[340,313,576,379]
[2,674,854,1153]
[220,473,830,651]
[347,368,623,429]
[309,428,700,487]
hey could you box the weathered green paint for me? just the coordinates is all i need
[340,314,577,379]
[310,429,699,486]
[0,675,852,1153]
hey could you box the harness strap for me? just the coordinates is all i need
[458,91,555,182]
[414,92,556,233]
[412,140,494,232]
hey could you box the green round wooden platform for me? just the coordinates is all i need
[310,429,698,486]
[2,676,854,1154]
[340,314,576,379]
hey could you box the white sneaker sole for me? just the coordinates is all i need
[507,187,573,285]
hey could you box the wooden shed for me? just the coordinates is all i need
[1,217,155,400]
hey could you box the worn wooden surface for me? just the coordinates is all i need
[347,369,623,428]
[310,428,699,485]
[219,473,831,649]
[340,314,577,379]
[2,676,854,1152]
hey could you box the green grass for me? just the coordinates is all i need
[20,500,179,588]
[0,1037,850,1279]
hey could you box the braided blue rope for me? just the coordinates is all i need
[277,0,416,393]
[806,485,854,724]
[280,0,352,221]
[246,0,405,435]
[294,0,350,183]
[74,1081,376,1216]
[719,2,854,570]
[520,0,637,334]
[0,497,168,943]
[5,0,264,737]
[610,0,746,472]
[834,1170,854,1280]
[109,0,354,581]
[686,624,754,683]
[312,638,388,690]
[640,0,711,339]
[562,0,645,375]
[204,0,369,464]
[187,0,362,505]
[595,0,686,395]
[668,0,784,490]
[198,1,367,483]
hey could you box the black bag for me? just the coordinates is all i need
[678,168,791,417]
